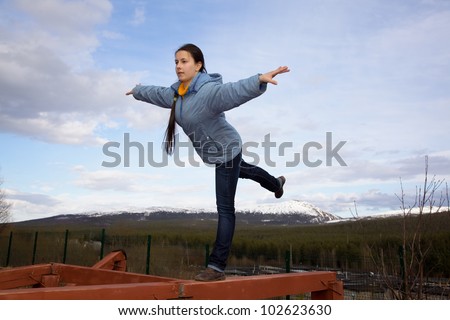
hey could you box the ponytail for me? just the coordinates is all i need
[164,92,179,155]
[164,44,206,155]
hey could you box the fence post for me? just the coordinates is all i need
[99,228,105,260]
[398,245,406,296]
[205,244,210,268]
[285,250,291,273]
[5,231,13,266]
[285,250,291,300]
[32,231,39,265]
[63,229,69,263]
[146,235,152,275]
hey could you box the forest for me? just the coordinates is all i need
[2,211,449,279]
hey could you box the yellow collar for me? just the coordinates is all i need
[178,83,189,97]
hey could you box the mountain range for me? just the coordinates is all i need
[12,200,342,227]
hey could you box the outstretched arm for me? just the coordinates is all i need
[208,66,290,114]
[125,84,174,109]
[259,66,290,85]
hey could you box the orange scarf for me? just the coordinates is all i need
[178,83,189,97]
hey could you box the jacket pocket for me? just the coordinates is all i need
[189,128,224,162]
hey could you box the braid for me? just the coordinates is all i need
[164,92,179,155]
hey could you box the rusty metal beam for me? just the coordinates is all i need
[0,272,343,300]
[0,251,344,300]
[92,250,127,271]
[0,264,53,290]
[52,263,177,286]
[0,282,181,300]
[179,272,343,300]
[311,280,344,300]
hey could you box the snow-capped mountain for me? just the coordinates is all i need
[239,200,340,223]
[13,200,341,226]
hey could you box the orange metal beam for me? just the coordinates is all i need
[51,263,177,286]
[0,282,181,300]
[0,273,343,300]
[0,250,130,290]
[0,264,53,290]
[179,272,343,300]
[92,250,127,271]
[0,251,344,300]
[311,279,344,300]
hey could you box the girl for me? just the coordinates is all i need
[126,44,289,281]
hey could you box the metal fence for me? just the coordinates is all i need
[1,229,449,300]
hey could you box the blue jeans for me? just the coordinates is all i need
[208,152,281,272]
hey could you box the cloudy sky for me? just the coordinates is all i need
[1,0,449,222]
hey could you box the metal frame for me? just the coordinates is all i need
[0,250,343,300]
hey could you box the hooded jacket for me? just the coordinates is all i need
[132,72,267,164]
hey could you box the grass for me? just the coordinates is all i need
[1,211,449,279]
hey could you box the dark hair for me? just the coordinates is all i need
[164,44,207,155]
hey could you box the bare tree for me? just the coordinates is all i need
[0,175,12,233]
[371,156,448,299]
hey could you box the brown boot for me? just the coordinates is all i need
[275,176,286,199]
[195,268,226,282]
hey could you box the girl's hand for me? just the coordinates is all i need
[259,66,290,85]
[126,83,141,95]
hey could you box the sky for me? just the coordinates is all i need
[1,0,449,222]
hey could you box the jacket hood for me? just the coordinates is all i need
[171,72,222,93]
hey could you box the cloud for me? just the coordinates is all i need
[260,150,450,216]
[12,0,112,69]
[367,10,450,72]
[1,113,107,145]
[0,60,140,144]
[15,0,112,29]
[309,190,401,216]
[6,189,61,207]
[72,164,210,195]
[130,6,146,26]
[3,0,450,222]
[0,0,156,145]
[72,165,156,192]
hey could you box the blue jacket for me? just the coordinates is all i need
[132,72,267,164]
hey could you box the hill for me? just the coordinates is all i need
[10,200,341,228]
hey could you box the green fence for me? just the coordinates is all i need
[0,229,296,275]
[1,229,449,300]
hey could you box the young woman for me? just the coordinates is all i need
[126,44,289,281]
